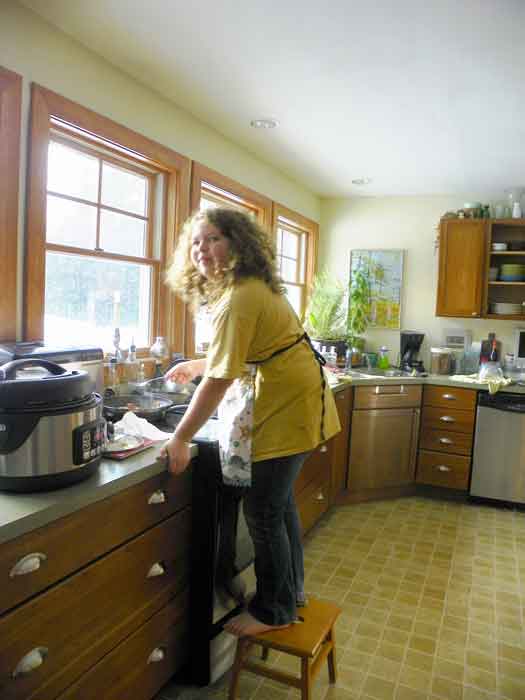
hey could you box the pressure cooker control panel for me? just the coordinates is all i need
[73,420,105,464]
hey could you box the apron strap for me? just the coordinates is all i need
[249,331,327,443]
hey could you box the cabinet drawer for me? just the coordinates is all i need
[0,508,191,700]
[424,385,477,411]
[421,406,475,434]
[419,428,473,456]
[297,470,330,535]
[416,450,471,490]
[56,592,189,700]
[294,441,332,495]
[0,468,191,616]
[354,384,422,409]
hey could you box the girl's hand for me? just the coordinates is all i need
[160,435,191,475]
[165,359,204,385]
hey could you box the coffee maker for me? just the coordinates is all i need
[400,331,425,373]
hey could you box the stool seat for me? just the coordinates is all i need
[228,598,341,700]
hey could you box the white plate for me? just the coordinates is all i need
[104,435,144,453]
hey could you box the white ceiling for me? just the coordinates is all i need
[21,0,525,198]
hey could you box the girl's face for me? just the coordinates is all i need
[190,220,231,279]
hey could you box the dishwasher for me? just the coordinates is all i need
[470,391,525,505]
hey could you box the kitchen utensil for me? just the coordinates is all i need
[103,393,176,421]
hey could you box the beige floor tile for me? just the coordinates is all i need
[431,675,463,700]
[398,665,431,693]
[404,649,433,673]
[340,649,373,672]
[433,657,464,683]
[498,642,525,665]
[464,665,497,693]
[408,635,436,656]
[498,674,525,700]
[394,686,428,700]
[361,675,396,700]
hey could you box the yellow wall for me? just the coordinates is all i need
[320,196,522,363]
[1,0,320,335]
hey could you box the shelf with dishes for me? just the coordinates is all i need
[485,220,525,317]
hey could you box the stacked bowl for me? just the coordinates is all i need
[500,264,525,282]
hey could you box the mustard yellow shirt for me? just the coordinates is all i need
[204,278,341,461]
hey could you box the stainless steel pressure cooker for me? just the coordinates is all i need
[0,359,104,492]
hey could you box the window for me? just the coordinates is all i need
[0,66,22,342]
[187,163,272,355]
[44,132,159,349]
[25,85,190,353]
[272,204,318,319]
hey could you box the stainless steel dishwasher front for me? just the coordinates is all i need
[470,391,525,504]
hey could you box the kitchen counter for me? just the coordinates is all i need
[3,373,524,545]
[0,443,198,546]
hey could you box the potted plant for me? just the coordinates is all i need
[304,270,347,358]
[347,264,371,366]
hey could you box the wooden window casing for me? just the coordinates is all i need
[0,66,22,342]
[186,162,272,356]
[25,84,190,352]
[272,202,318,320]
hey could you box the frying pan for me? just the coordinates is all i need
[103,393,177,422]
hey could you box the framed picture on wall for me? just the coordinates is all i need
[350,249,405,329]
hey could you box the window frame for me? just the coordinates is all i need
[25,84,191,351]
[0,66,22,342]
[186,162,273,356]
[272,202,319,320]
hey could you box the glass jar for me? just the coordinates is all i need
[430,347,453,375]
[377,346,389,369]
[150,336,168,359]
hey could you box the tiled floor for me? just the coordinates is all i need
[159,496,525,700]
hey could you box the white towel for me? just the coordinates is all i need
[113,411,173,441]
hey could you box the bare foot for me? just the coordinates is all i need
[223,611,291,637]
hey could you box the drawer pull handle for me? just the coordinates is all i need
[439,415,455,423]
[147,647,166,664]
[375,385,407,394]
[436,465,451,472]
[315,492,325,501]
[12,647,48,678]
[320,445,328,453]
[442,394,456,401]
[148,490,166,505]
[147,562,166,578]
[10,553,47,578]
[439,437,453,445]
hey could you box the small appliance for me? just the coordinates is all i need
[399,330,425,373]
[0,359,104,492]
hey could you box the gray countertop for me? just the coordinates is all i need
[2,373,524,546]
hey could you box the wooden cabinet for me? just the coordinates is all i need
[417,385,477,490]
[330,386,352,499]
[436,219,487,318]
[295,440,332,535]
[483,219,525,320]
[347,385,421,499]
[0,468,192,700]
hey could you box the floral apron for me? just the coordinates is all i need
[218,333,326,487]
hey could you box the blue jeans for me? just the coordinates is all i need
[243,451,309,626]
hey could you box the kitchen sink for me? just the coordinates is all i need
[345,368,418,379]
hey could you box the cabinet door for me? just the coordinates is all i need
[330,387,352,500]
[348,408,419,491]
[436,219,487,318]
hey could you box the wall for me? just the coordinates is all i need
[320,196,523,366]
[0,0,320,337]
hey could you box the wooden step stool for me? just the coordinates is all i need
[228,598,341,700]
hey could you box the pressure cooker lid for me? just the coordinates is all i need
[0,359,94,411]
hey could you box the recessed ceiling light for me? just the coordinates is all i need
[250,118,279,129]
[352,177,372,186]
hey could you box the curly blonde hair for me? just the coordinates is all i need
[166,207,283,308]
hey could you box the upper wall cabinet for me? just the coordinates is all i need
[436,218,525,320]
[436,219,487,318]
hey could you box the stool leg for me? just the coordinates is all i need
[228,638,251,700]
[327,627,337,684]
[301,657,312,700]
[261,647,269,661]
